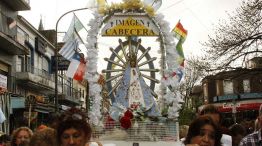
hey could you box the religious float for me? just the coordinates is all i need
[83,0,187,145]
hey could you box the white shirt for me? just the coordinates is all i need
[221,134,232,146]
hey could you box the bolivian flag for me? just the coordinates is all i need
[173,21,187,73]
[172,21,188,42]
[163,21,188,86]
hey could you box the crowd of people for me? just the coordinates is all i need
[180,104,262,146]
[0,104,261,146]
[0,108,100,146]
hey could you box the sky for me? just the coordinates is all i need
[19,0,243,72]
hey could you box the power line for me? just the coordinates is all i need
[159,0,209,32]
[159,0,184,12]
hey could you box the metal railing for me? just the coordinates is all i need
[92,120,178,141]
[62,83,83,100]
[16,63,84,101]
[16,63,55,81]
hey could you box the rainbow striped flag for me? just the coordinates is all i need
[173,21,188,82]
[172,21,188,42]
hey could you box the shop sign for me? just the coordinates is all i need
[102,14,159,36]
[0,74,7,91]
[51,55,70,72]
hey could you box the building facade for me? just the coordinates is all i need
[0,0,31,134]
[0,0,87,133]
[200,59,262,128]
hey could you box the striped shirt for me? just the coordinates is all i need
[239,130,262,146]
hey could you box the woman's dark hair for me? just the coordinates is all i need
[184,115,222,146]
[56,108,92,145]
[200,104,222,123]
[200,104,220,116]
[229,123,246,137]
[29,128,57,146]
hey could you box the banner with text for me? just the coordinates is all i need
[102,14,159,36]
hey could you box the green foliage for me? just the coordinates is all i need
[178,106,197,125]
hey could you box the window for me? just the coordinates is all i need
[39,56,43,70]
[203,83,208,98]
[216,80,223,96]
[16,27,28,45]
[42,58,48,72]
[34,55,50,77]
[16,56,23,72]
[223,80,233,94]
[0,14,10,33]
[243,79,250,93]
[42,57,49,76]
[25,49,31,72]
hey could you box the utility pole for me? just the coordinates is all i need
[55,7,90,112]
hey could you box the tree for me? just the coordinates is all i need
[202,0,262,71]
[178,57,208,125]
[179,56,209,107]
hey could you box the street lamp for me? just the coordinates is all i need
[55,7,90,112]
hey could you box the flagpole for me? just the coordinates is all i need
[55,7,90,113]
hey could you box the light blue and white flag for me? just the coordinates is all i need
[58,33,81,61]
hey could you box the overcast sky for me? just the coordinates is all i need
[19,0,243,71]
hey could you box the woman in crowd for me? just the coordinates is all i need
[29,127,56,146]
[229,124,246,146]
[183,115,222,146]
[56,108,92,146]
[199,104,231,146]
[11,127,33,146]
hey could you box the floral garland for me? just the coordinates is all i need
[85,11,103,125]
[97,0,155,17]
[85,0,183,125]
[153,13,184,119]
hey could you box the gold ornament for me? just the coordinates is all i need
[98,74,106,86]
[144,5,155,16]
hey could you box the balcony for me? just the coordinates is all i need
[15,65,56,95]
[2,0,30,11]
[0,14,29,55]
[58,83,84,106]
[15,64,83,106]
[0,32,29,55]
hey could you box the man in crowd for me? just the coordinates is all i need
[239,104,262,146]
